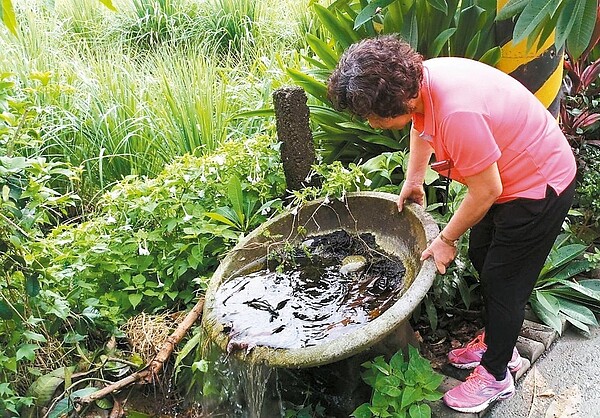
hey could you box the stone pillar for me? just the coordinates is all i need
[273,87,316,191]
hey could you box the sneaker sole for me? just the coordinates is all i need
[444,386,515,413]
[450,356,523,372]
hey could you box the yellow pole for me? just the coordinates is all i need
[495,0,564,117]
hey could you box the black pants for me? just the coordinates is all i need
[468,179,576,379]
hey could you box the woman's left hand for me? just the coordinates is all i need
[421,236,457,274]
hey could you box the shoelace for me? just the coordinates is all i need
[454,333,486,356]
[463,367,493,393]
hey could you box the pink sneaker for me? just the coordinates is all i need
[448,332,523,372]
[443,365,515,413]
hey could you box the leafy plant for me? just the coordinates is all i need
[531,234,600,334]
[576,144,600,231]
[496,0,598,61]
[559,5,600,149]
[352,345,443,418]
[205,175,282,236]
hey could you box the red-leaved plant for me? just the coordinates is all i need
[561,3,600,148]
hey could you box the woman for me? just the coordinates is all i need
[327,35,576,413]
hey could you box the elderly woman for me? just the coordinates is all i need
[327,35,576,413]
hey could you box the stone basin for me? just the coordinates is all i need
[201,191,439,369]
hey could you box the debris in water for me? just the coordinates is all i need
[212,230,406,352]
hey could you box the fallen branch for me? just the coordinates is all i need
[76,297,205,406]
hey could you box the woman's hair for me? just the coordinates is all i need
[327,35,423,119]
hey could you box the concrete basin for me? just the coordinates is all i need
[202,191,439,369]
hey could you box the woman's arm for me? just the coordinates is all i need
[397,127,434,211]
[422,162,502,273]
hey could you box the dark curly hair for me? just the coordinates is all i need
[327,35,423,119]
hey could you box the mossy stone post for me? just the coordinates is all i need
[273,87,316,191]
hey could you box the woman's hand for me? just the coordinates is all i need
[397,180,425,211]
[421,235,457,274]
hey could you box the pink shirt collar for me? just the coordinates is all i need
[412,66,436,139]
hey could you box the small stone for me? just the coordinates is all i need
[340,255,367,275]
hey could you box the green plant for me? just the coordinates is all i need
[352,345,443,418]
[205,175,282,236]
[496,0,598,61]
[576,144,600,231]
[284,403,326,418]
[32,134,285,320]
[288,160,373,207]
[531,233,600,334]
[559,7,600,150]
[0,76,88,416]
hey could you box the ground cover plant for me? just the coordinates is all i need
[1,0,600,417]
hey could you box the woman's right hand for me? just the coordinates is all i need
[397,180,425,211]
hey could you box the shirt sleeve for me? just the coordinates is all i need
[440,111,501,177]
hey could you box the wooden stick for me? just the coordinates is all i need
[76,298,205,406]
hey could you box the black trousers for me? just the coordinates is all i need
[468,179,576,379]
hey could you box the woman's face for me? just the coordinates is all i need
[367,113,413,130]
[366,95,422,130]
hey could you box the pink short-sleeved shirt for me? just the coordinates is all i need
[412,57,576,203]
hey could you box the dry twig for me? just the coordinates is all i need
[75,298,204,407]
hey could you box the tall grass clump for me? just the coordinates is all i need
[0,0,311,199]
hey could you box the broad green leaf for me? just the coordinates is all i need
[530,297,563,333]
[565,0,597,61]
[205,212,237,228]
[287,68,328,104]
[465,32,482,59]
[558,298,598,326]
[306,33,339,68]
[399,6,419,50]
[409,403,432,418]
[554,279,600,302]
[23,330,47,343]
[579,279,600,292]
[354,0,396,29]
[95,397,113,410]
[512,0,562,45]
[548,259,590,282]
[427,0,449,14]
[401,386,419,410]
[0,0,17,36]
[539,244,587,278]
[27,367,76,407]
[227,176,244,224]
[47,387,99,418]
[313,4,358,50]
[564,315,590,334]
[382,0,405,35]
[25,274,40,297]
[536,290,561,315]
[381,385,403,397]
[16,344,39,361]
[0,300,13,319]
[351,403,373,418]
[357,134,403,150]
[430,28,456,58]
[555,0,580,50]
[496,0,529,21]
[128,293,143,309]
[479,46,502,67]
[452,5,486,57]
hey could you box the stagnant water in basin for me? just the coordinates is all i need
[212,230,407,354]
